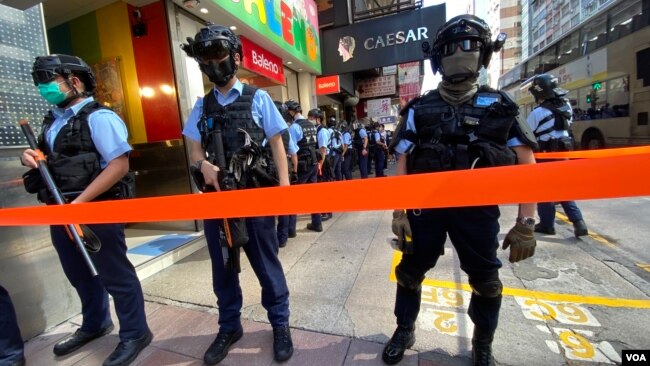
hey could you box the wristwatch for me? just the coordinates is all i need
[518,216,536,226]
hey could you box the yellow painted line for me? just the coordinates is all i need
[389,251,650,309]
[555,212,615,248]
[636,263,650,273]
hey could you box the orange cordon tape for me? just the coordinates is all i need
[534,145,650,160]
[1,150,649,226]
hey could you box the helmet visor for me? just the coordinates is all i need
[191,39,231,62]
[32,69,58,85]
[440,39,481,57]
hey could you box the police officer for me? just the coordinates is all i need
[275,100,299,247]
[328,117,344,181]
[340,121,354,180]
[384,15,538,366]
[352,119,369,178]
[21,54,151,366]
[0,285,24,366]
[313,109,333,221]
[181,24,293,364]
[371,123,388,177]
[523,74,588,237]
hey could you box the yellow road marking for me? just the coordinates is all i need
[636,263,650,273]
[555,212,615,248]
[390,252,650,309]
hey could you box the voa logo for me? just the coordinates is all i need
[252,50,279,75]
[625,354,646,362]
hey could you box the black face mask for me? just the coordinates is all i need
[199,56,236,87]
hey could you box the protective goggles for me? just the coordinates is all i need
[189,39,231,62]
[440,39,482,57]
[31,69,59,86]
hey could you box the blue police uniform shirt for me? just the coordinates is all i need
[288,114,308,147]
[46,97,131,168]
[526,101,573,142]
[394,108,526,155]
[373,131,382,144]
[329,128,342,150]
[183,79,288,144]
[358,128,368,141]
[342,131,352,146]
[286,132,299,155]
[317,125,331,154]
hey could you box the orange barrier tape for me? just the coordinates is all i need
[534,145,650,160]
[1,151,648,226]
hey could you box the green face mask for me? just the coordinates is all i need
[38,81,69,105]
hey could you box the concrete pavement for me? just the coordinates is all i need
[22,201,650,365]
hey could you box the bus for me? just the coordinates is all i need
[497,0,650,149]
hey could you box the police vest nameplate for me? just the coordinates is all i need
[474,93,502,108]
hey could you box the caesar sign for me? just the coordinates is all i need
[363,27,429,50]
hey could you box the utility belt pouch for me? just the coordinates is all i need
[406,143,451,174]
[23,168,45,194]
[226,217,249,248]
[117,171,136,198]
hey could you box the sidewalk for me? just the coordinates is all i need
[21,165,650,365]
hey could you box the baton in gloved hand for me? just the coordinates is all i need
[19,119,100,277]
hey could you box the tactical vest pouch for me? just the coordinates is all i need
[226,217,249,248]
[407,143,451,174]
[117,172,136,199]
[469,140,517,168]
[539,136,574,152]
[49,152,100,193]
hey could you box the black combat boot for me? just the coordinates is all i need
[382,326,415,365]
[573,220,588,237]
[472,327,495,366]
[273,325,293,362]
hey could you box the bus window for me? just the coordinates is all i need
[580,15,607,55]
[541,45,558,72]
[607,77,630,117]
[525,55,540,78]
[558,32,580,65]
[608,0,641,42]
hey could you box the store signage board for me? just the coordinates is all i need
[214,0,321,73]
[358,75,396,98]
[315,75,340,95]
[321,4,445,75]
[241,36,285,84]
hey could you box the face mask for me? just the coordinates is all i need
[441,50,481,82]
[38,80,70,105]
[200,56,237,87]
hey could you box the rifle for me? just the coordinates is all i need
[19,119,100,277]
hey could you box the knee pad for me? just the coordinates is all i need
[395,265,425,291]
[470,277,503,298]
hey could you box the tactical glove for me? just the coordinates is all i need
[502,221,536,263]
[392,210,413,253]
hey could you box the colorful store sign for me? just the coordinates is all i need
[214,0,321,73]
[315,75,340,95]
[241,36,285,84]
[358,75,396,99]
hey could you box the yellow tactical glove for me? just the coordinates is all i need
[502,220,536,263]
[392,210,413,254]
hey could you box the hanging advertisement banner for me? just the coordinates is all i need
[241,36,285,84]
[358,75,396,99]
[366,97,392,118]
[398,61,420,107]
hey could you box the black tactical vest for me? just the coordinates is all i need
[352,128,364,148]
[38,102,106,195]
[406,86,518,174]
[295,118,319,163]
[201,84,267,163]
[534,98,572,138]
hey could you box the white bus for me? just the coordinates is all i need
[498,0,650,149]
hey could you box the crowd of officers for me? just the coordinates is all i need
[2,13,592,366]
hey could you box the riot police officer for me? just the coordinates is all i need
[523,74,588,237]
[21,54,151,366]
[274,100,299,247]
[328,117,344,181]
[385,15,538,366]
[181,24,293,364]
[371,123,388,177]
[340,121,354,180]
[0,285,24,366]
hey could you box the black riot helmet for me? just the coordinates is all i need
[307,108,322,121]
[32,54,96,95]
[274,100,291,123]
[523,73,568,102]
[327,116,337,128]
[181,23,242,87]
[425,15,506,80]
[285,100,302,113]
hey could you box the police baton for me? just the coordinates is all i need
[19,119,100,277]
